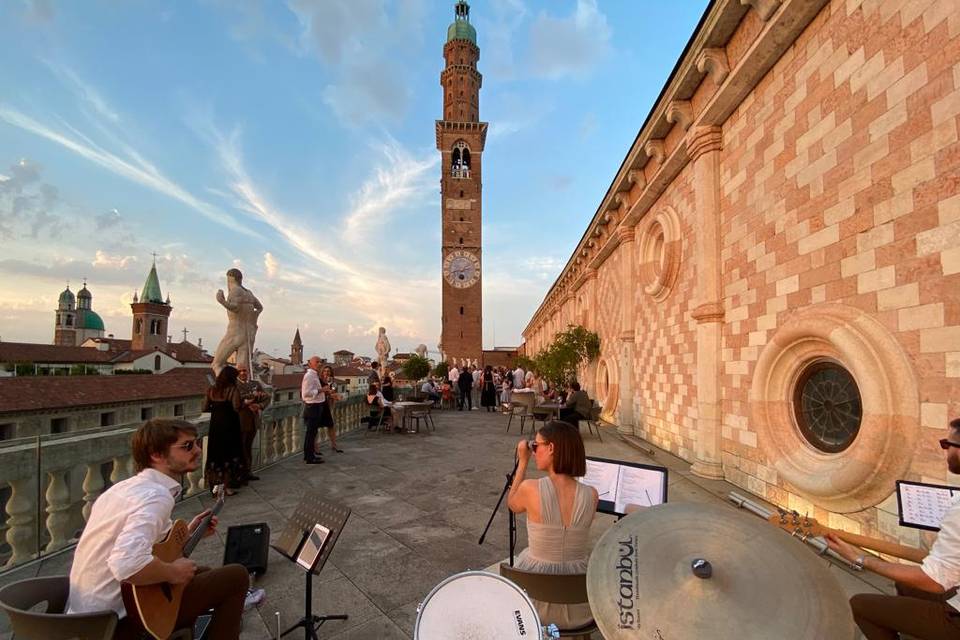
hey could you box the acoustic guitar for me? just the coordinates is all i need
[120,485,226,639]
[767,508,926,563]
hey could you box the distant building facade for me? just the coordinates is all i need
[54,283,105,346]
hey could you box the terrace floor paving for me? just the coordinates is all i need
[1,407,890,639]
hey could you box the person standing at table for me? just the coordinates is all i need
[513,364,526,390]
[457,366,474,411]
[300,356,325,465]
[320,365,343,453]
[368,361,381,389]
[481,365,497,412]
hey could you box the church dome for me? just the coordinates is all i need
[77,285,91,300]
[58,286,75,308]
[77,310,105,332]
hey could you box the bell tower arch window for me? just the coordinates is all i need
[451,141,470,178]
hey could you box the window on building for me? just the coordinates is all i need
[135,318,142,335]
[173,403,184,417]
[50,417,68,434]
[154,355,162,371]
[288,392,294,400]
[793,361,862,453]
[459,306,464,315]
[100,412,116,427]
[66,315,73,326]
[459,190,464,197]
[0,423,15,440]
[141,407,153,421]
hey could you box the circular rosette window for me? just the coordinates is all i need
[595,357,619,420]
[750,304,919,513]
[639,206,682,301]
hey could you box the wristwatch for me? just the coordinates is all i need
[853,555,866,571]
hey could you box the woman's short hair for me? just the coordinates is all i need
[214,365,238,392]
[367,383,378,396]
[539,420,586,477]
[132,418,197,472]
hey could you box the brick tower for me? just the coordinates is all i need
[130,260,172,351]
[438,0,486,366]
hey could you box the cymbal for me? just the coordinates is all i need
[586,502,856,639]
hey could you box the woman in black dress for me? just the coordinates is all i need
[481,364,497,412]
[381,375,399,432]
[203,365,246,495]
[320,365,343,453]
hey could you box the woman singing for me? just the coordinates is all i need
[319,365,343,453]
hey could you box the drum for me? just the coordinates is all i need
[414,570,542,639]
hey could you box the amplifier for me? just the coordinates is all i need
[223,522,270,575]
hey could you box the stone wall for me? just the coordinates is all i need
[522,0,959,552]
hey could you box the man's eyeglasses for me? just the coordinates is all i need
[174,439,202,452]
[939,439,960,450]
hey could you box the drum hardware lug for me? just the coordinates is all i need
[543,623,560,638]
[691,558,713,579]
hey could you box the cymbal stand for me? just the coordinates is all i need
[479,458,519,566]
[728,492,859,571]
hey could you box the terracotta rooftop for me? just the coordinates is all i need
[333,366,369,377]
[0,342,116,365]
[0,369,302,415]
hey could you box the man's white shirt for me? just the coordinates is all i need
[922,493,960,611]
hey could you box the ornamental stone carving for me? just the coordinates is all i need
[595,356,619,421]
[750,303,920,513]
[639,206,682,301]
[627,168,646,189]
[644,139,665,166]
[740,0,781,21]
[666,100,693,131]
[696,48,730,85]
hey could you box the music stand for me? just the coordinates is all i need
[270,491,350,639]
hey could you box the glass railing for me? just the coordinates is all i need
[0,392,386,573]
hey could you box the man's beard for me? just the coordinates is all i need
[167,456,198,475]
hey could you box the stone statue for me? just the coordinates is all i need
[375,327,391,373]
[437,340,445,363]
[212,268,263,376]
[415,343,428,359]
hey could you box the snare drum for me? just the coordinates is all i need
[414,570,542,639]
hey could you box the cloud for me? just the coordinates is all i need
[92,250,136,270]
[0,158,65,240]
[341,138,437,244]
[322,58,412,126]
[0,106,255,236]
[42,61,121,124]
[264,251,279,278]
[479,0,529,81]
[529,0,611,80]
[95,208,122,230]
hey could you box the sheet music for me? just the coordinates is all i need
[582,458,667,515]
[899,483,959,530]
[615,466,666,514]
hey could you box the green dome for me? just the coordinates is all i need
[447,20,476,44]
[77,310,105,331]
[58,287,75,308]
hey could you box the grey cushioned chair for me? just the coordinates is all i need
[0,575,193,640]
[499,563,598,639]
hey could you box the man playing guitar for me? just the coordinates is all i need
[827,417,960,640]
[66,418,249,639]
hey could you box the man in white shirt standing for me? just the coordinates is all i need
[828,416,960,639]
[67,419,248,640]
[301,355,326,464]
[513,365,525,390]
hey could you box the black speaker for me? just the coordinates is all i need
[223,522,270,575]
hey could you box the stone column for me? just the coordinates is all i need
[616,227,637,436]
[688,126,726,479]
[45,470,72,552]
[81,462,105,522]
[270,419,283,462]
[4,478,37,567]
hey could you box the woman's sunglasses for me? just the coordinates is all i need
[940,439,960,450]
[528,440,546,453]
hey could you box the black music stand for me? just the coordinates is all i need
[270,491,350,640]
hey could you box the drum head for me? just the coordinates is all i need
[587,503,856,640]
[414,570,541,640]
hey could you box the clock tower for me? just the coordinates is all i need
[438,0,486,366]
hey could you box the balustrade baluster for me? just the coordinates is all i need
[294,415,304,449]
[270,420,282,461]
[110,455,132,484]
[4,478,38,568]
[45,470,72,552]
[81,462,105,522]
[185,464,204,497]
[284,417,296,456]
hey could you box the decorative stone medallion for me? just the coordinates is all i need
[639,206,682,301]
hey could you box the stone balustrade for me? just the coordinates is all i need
[0,394,373,571]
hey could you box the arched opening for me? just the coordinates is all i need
[154,355,162,371]
[135,319,142,335]
[459,306,464,315]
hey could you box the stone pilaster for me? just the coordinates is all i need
[688,126,726,480]
[616,227,637,435]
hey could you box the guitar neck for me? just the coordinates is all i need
[182,499,225,558]
[833,530,927,564]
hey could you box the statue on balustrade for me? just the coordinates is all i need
[375,327,391,374]
[212,268,263,376]
[415,343,428,360]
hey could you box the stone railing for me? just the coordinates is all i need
[0,395,372,572]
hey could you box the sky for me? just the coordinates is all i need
[0,0,708,361]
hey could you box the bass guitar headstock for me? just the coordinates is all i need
[767,508,829,541]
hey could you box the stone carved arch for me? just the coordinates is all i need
[595,356,619,421]
[750,303,920,513]
[639,206,682,301]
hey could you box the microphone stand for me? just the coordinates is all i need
[479,457,519,566]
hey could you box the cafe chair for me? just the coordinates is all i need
[498,564,598,639]
[0,576,193,640]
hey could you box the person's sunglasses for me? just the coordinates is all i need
[175,439,202,452]
[940,439,960,450]
[528,440,545,453]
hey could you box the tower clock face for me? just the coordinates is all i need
[443,249,481,288]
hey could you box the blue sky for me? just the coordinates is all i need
[0,0,707,360]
